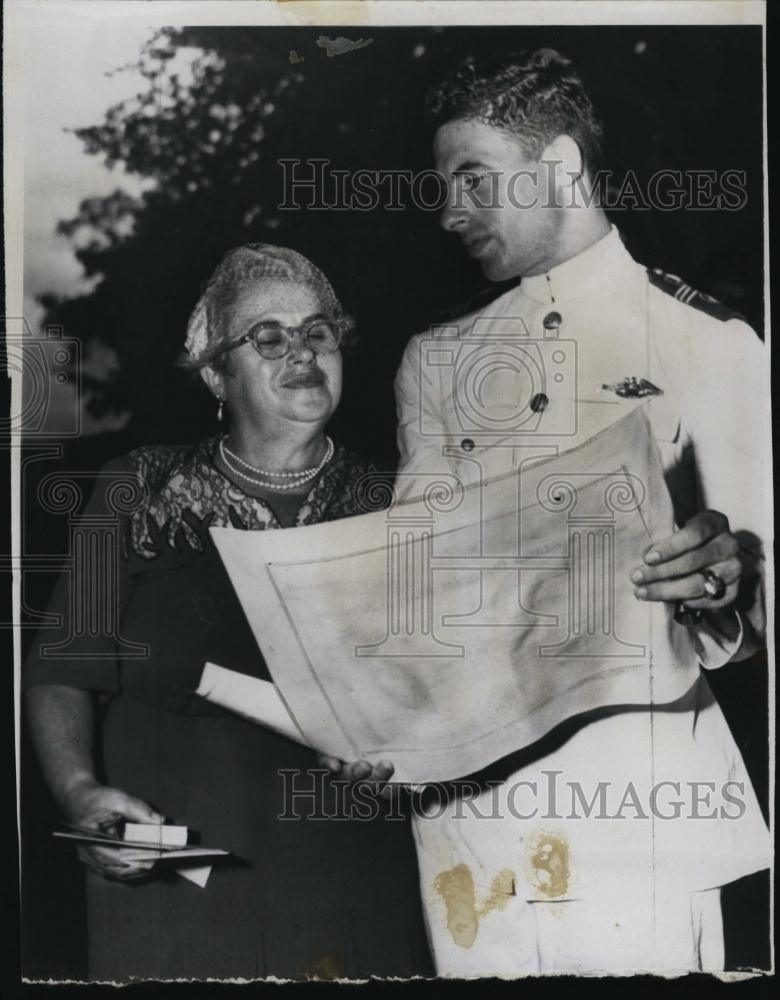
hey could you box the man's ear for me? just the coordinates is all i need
[200,363,224,401]
[540,134,584,203]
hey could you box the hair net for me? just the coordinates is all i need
[181,243,346,369]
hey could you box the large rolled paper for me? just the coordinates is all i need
[211,407,699,783]
[196,661,307,745]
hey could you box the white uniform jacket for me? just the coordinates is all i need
[393,226,771,976]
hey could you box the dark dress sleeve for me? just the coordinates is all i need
[22,456,137,694]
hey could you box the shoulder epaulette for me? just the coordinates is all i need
[647,267,746,323]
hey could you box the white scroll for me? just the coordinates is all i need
[211,407,699,784]
[195,661,306,745]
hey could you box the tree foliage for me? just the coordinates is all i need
[43,25,763,455]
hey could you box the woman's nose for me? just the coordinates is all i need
[287,330,316,362]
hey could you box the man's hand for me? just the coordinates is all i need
[630,509,741,610]
[317,756,398,799]
[63,779,165,881]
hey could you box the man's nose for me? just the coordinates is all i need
[439,205,466,233]
[440,182,470,233]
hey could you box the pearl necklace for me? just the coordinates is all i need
[219,436,334,492]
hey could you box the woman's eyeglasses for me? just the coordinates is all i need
[221,317,345,361]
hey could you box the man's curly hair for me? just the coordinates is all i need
[426,48,604,173]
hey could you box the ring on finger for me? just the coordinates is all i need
[702,568,727,600]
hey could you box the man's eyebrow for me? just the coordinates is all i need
[452,159,490,174]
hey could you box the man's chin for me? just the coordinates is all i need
[480,258,518,283]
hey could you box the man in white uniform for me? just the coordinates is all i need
[393,49,771,976]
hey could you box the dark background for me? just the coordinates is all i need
[16,24,769,981]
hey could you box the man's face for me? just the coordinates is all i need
[434,117,564,281]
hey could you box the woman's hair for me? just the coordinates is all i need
[426,48,604,174]
[179,243,356,372]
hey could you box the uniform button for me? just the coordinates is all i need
[530,393,549,413]
[543,311,562,330]
[461,438,475,451]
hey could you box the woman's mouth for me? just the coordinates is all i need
[282,371,326,389]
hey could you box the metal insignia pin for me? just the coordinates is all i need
[601,376,664,398]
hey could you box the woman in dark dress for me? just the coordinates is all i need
[24,244,432,981]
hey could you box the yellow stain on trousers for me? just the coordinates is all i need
[527,833,570,898]
[433,864,516,948]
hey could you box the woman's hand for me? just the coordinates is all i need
[630,509,741,610]
[63,779,166,881]
[317,756,398,799]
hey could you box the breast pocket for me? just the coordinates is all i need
[444,434,521,486]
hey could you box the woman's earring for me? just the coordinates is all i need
[217,397,225,422]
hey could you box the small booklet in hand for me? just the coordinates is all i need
[53,822,229,862]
